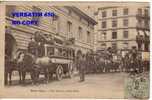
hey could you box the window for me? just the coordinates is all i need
[123,8,128,15]
[56,16,60,33]
[102,11,107,18]
[50,15,58,24]
[123,31,129,38]
[87,31,91,43]
[6,5,16,18]
[137,19,142,27]
[123,19,128,27]
[112,9,117,16]
[67,21,72,38]
[78,27,82,39]
[112,20,117,27]
[102,21,106,28]
[32,6,41,26]
[47,47,54,56]
[112,42,117,50]
[67,21,72,33]
[144,9,149,16]
[50,15,58,32]
[145,20,149,28]
[138,8,142,15]
[112,31,117,39]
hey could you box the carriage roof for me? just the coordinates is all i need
[44,43,74,51]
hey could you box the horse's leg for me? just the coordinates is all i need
[19,69,22,84]
[22,71,26,84]
[35,70,40,83]
[127,62,129,72]
[44,68,49,83]
[30,70,35,85]
[9,71,12,85]
[4,71,8,85]
[125,62,127,72]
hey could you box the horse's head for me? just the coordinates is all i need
[22,52,36,66]
[15,51,25,64]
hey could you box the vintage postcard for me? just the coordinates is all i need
[0,1,150,99]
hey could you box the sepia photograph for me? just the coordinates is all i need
[0,1,150,99]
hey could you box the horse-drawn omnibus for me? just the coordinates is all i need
[5,40,75,85]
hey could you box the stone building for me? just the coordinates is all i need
[95,3,150,52]
[5,5,97,58]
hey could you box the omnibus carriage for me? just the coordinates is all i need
[37,43,75,81]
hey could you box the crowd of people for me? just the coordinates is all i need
[75,46,150,82]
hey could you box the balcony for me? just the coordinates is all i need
[136,23,150,31]
[136,13,150,19]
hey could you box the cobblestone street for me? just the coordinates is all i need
[2,72,126,98]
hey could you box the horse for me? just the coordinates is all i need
[4,51,23,85]
[21,52,51,84]
[20,52,38,84]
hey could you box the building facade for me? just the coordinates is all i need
[5,5,97,58]
[95,3,150,52]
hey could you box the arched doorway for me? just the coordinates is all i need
[76,50,82,59]
[5,33,17,59]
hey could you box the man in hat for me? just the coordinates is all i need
[34,31,45,57]
[77,54,86,82]
[28,37,38,57]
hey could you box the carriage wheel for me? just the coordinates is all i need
[68,63,73,78]
[56,65,63,81]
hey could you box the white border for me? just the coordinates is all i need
[0,0,151,100]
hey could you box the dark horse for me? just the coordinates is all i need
[5,51,38,85]
[21,52,50,84]
[5,53,22,85]
[20,52,39,84]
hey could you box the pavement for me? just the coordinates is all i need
[1,72,127,98]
